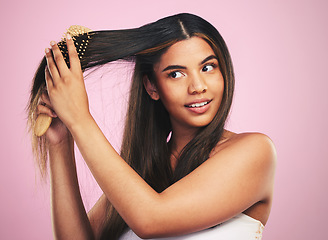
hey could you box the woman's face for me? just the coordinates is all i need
[152,37,224,133]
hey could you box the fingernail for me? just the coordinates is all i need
[52,111,57,118]
[45,48,50,53]
[50,41,56,46]
[66,33,71,40]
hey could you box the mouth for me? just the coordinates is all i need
[185,100,212,108]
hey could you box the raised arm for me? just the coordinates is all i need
[71,121,275,238]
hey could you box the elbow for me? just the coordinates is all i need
[133,220,157,239]
[131,216,163,239]
[134,230,153,239]
[128,198,166,239]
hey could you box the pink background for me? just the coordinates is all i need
[1,0,327,239]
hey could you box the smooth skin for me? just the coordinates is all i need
[145,38,225,164]
[39,34,276,239]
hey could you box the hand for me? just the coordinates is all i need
[44,34,91,130]
[36,91,72,146]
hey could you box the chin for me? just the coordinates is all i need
[188,118,214,128]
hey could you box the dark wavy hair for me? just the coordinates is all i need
[27,13,235,239]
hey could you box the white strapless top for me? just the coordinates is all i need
[119,213,264,240]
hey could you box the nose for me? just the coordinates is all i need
[188,73,207,94]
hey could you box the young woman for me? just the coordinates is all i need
[27,13,276,240]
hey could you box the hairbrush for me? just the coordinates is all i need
[57,25,93,67]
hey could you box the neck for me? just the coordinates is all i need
[170,125,199,150]
[168,125,199,170]
[168,125,230,170]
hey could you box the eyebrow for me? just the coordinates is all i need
[161,55,218,72]
[201,55,218,65]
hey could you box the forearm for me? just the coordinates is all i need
[49,137,94,240]
[69,116,160,234]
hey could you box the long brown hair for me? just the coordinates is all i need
[27,13,235,239]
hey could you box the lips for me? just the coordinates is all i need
[185,99,212,114]
[187,101,210,108]
[185,99,212,108]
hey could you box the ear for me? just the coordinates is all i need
[143,75,160,100]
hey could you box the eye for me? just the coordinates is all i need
[202,64,216,72]
[168,71,184,79]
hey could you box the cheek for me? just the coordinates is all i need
[209,74,225,95]
[156,87,188,119]
[158,90,180,111]
[157,81,184,104]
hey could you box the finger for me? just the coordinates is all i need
[37,97,46,106]
[36,104,57,118]
[50,41,70,76]
[45,48,60,84]
[40,91,52,107]
[66,34,81,72]
[45,65,54,91]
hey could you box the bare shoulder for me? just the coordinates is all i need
[231,132,276,172]
[233,132,276,160]
[218,130,276,160]
[231,131,275,149]
[212,130,277,182]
